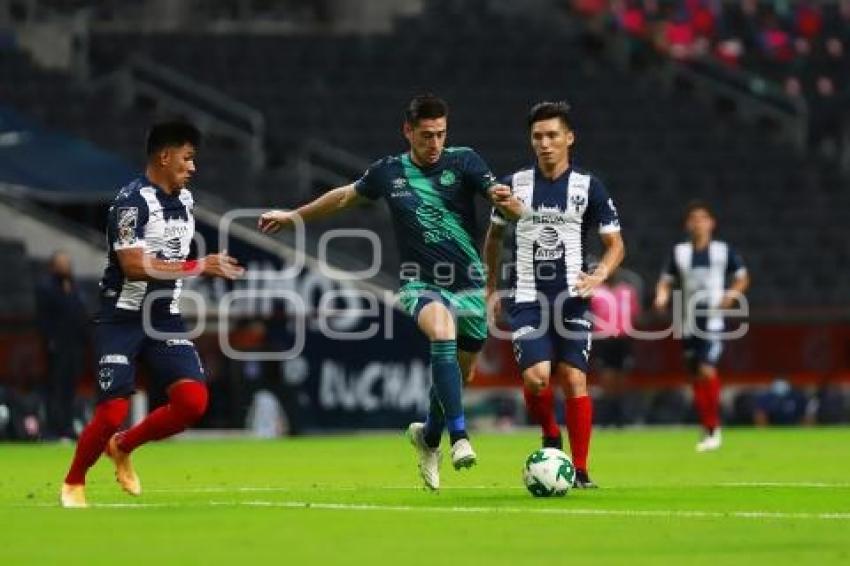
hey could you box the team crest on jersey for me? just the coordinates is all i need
[97,367,114,391]
[392,177,408,190]
[117,207,139,246]
[569,194,586,214]
[439,169,457,187]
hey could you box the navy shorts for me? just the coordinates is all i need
[507,298,592,374]
[683,334,723,373]
[93,316,204,402]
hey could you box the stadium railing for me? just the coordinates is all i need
[104,55,266,172]
[606,34,809,152]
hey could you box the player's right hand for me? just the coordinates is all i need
[202,252,245,280]
[257,210,293,234]
[488,184,513,204]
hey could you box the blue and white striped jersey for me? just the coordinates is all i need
[492,166,620,303]
[660,240,747,333]
[98,177,195,320]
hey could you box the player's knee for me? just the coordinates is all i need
[171,381,208,422]
[523,372,548,394]
[699,364,717,380]
[566,379,588,398]
[560,369,588,397]
[419,303,456,341]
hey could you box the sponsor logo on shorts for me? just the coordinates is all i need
[512,325,536,340]
[565,318,592,329]
[99,354,129,365]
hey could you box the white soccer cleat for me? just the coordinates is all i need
[450,438,477,470]
[407,422,441,490]
[696,428,722,452]
[60,483,88,508]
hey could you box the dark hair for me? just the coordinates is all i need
[684,200,714,221]
[404,94,449,125]
[145,121,201,157]
[528,101,572,129]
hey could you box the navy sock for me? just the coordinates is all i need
[429,340,466,443]
[423,387,444,448]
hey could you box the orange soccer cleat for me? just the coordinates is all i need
[105,433,142,496]
[60,483,88,508]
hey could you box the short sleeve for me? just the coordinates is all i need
[727,245,747,279]
[586,176,621,234]
[459,148,498,198]
[109,191,149,251]
[660,250,678,283]
[353,159,386,201]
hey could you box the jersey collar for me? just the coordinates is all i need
[534,164,572,184]
[144,175,182,198]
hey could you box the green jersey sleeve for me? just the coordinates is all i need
[354,158,388,201]
[458,148,498,198]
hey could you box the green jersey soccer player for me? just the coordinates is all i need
[259,94,521,489]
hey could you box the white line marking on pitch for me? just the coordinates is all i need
[717,482,850,489]
[145,486,516,493]
[144,481,850,494]
[205,500,850,521]
[15,500,850,519]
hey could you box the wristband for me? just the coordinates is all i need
[182,259,200,274]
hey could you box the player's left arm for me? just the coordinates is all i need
[576,177,626,297]
[719,247,750,309]
[577,232,625,298]
[461,149,525,220]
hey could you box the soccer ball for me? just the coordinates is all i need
[523,448,575,497]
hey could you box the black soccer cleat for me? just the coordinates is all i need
[542,435,563,450]
[573,469,599,489]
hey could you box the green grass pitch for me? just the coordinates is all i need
[2,427,849,565]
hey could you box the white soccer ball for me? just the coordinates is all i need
[523,448,575,497]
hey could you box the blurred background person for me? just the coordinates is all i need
[653,202,750,453]
[753,377,814,427]
[35,250,89,440]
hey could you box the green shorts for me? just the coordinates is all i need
[398,281,487,353]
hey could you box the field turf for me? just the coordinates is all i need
[2,427,849,565]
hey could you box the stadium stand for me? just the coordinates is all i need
[0,237,35,319]
[0,0,848,433]
[74,0,849,310]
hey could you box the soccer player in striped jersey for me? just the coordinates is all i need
[60,121,244,508]
[484,101,625,488]
[258,94,521,490]
[653,202,749,452]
